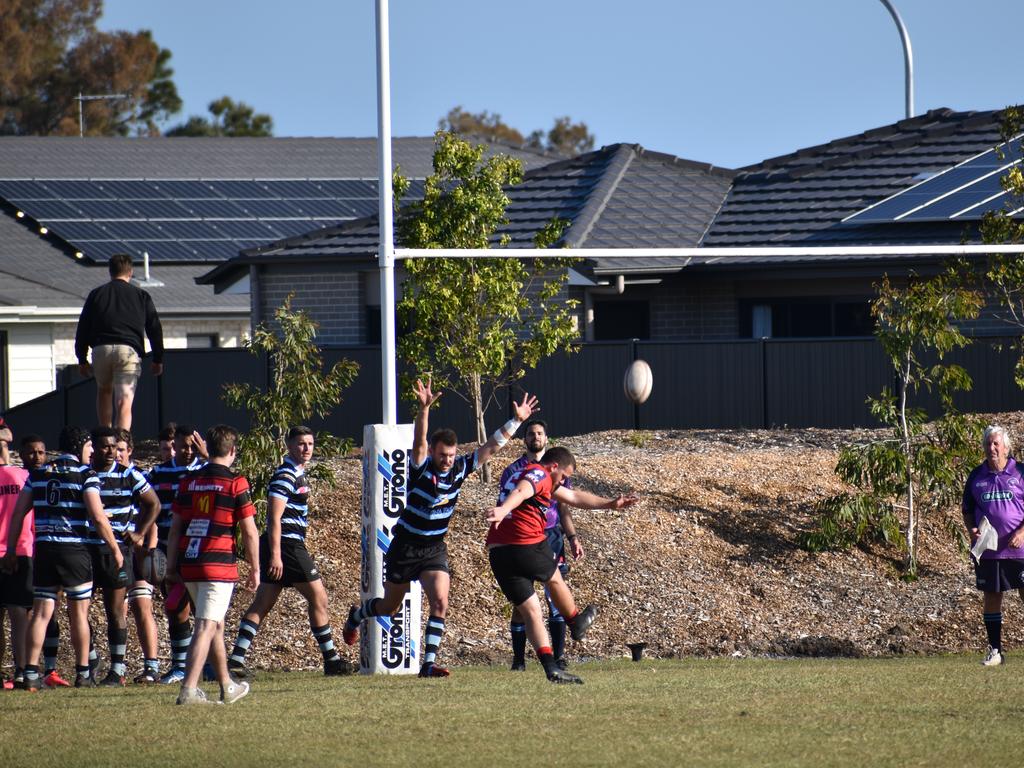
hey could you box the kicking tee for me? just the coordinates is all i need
[486,463,553,548]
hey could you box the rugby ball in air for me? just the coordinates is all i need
[623,359,653,404]
[143,547,167,585]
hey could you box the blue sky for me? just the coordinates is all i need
[100,1,1022,169]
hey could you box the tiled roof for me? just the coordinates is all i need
[0,136,556,179]
[0,214,248,312]
[198,144,735,286]
[702,108,1009,246]
[0,135,553,311]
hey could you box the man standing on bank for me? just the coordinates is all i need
[75,253,164,431]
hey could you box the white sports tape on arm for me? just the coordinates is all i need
[491,419,522,448]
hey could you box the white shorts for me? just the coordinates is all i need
[91,344,141,389]
[185,581,235,621]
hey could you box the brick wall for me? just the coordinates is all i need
[259,266,364,344]
[650,277,738,340]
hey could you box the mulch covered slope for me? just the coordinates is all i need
[68,415,1024,674]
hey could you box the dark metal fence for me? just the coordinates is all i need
[5,337,1024,446]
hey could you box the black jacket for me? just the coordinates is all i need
[75,279,164,364]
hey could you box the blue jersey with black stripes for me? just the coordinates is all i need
[29,454,101,545]
[395,450,479,540]
[267,457,309,543]
[87,461,152,544]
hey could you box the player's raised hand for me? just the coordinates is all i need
[512,392,539,422]
[610,494,639,510]
[414,376,442,410]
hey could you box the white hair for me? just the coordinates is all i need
[983,425,1013,452]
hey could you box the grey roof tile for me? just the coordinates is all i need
[199,144,737,286]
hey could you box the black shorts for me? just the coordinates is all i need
[260,537,321,585]
[0,555,33,608]
[89,544,132,590]
[489,541,559,607]
[383,531,448,584]
[33,542,92,589]
[545,526,569,577]
[975,558,1024,592]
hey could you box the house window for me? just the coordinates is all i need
[740,298,872,338]
[186,334,219,349]
[366,306,381,345]
[593,300,650,340]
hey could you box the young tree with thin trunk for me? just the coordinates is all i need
[395,132,578,479]
[804,264,983,578]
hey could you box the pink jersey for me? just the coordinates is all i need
[0,465,32,557]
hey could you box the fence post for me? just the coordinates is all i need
[631,339,640,431]
[761,338,768,430]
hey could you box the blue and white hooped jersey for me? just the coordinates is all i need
[86,461,152,544]
[267,457,310,543]
[395,450,479,540]
[30,454,101,545]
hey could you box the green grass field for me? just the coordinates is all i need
[0,656,1011,767]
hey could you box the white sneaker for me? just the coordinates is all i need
[982,646,1004,666]
[176,686,215,705]
[221,680,250,704]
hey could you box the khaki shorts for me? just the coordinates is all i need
[185,581,235,621]
[91,344,141,389]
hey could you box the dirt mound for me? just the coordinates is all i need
[61,414,1024,674]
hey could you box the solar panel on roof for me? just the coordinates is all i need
[209,220,280,239]
[0,180,54,199]
[181,199,251,218]
[14,200,83,219]
[207,180,273,198]
[314,179,377,197]
[291,199,348,217]
[267,220,324,238]
[259,180,330,198]
[122,199,195,218]
[41,180,115,199]
[843,135,1024,225]
[92,180,163,199]
[49,221,114,240]
[150,180,219,198]
[233,199,306,218]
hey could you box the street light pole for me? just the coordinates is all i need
[878,0,914,119]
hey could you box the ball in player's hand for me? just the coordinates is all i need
[143,547,166,584]
[623,359,653,404]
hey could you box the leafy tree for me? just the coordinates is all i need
[980,106,1024,385]
[395,132,579,475]
[0,0,182,135]
[440,106,595,156]
[165,95,273,137]
[528,116,595,156]
[803,264,983,578]
[222,294,358,527]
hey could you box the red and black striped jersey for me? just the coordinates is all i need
[172,464,255,582]
[486,463,553,547]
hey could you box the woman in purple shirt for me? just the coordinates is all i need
[963,425,1024,666]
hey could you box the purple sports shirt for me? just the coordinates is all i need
[498,454,572,530]
[963,457,1024,559]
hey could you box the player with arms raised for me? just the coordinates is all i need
[343,377,537,678]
